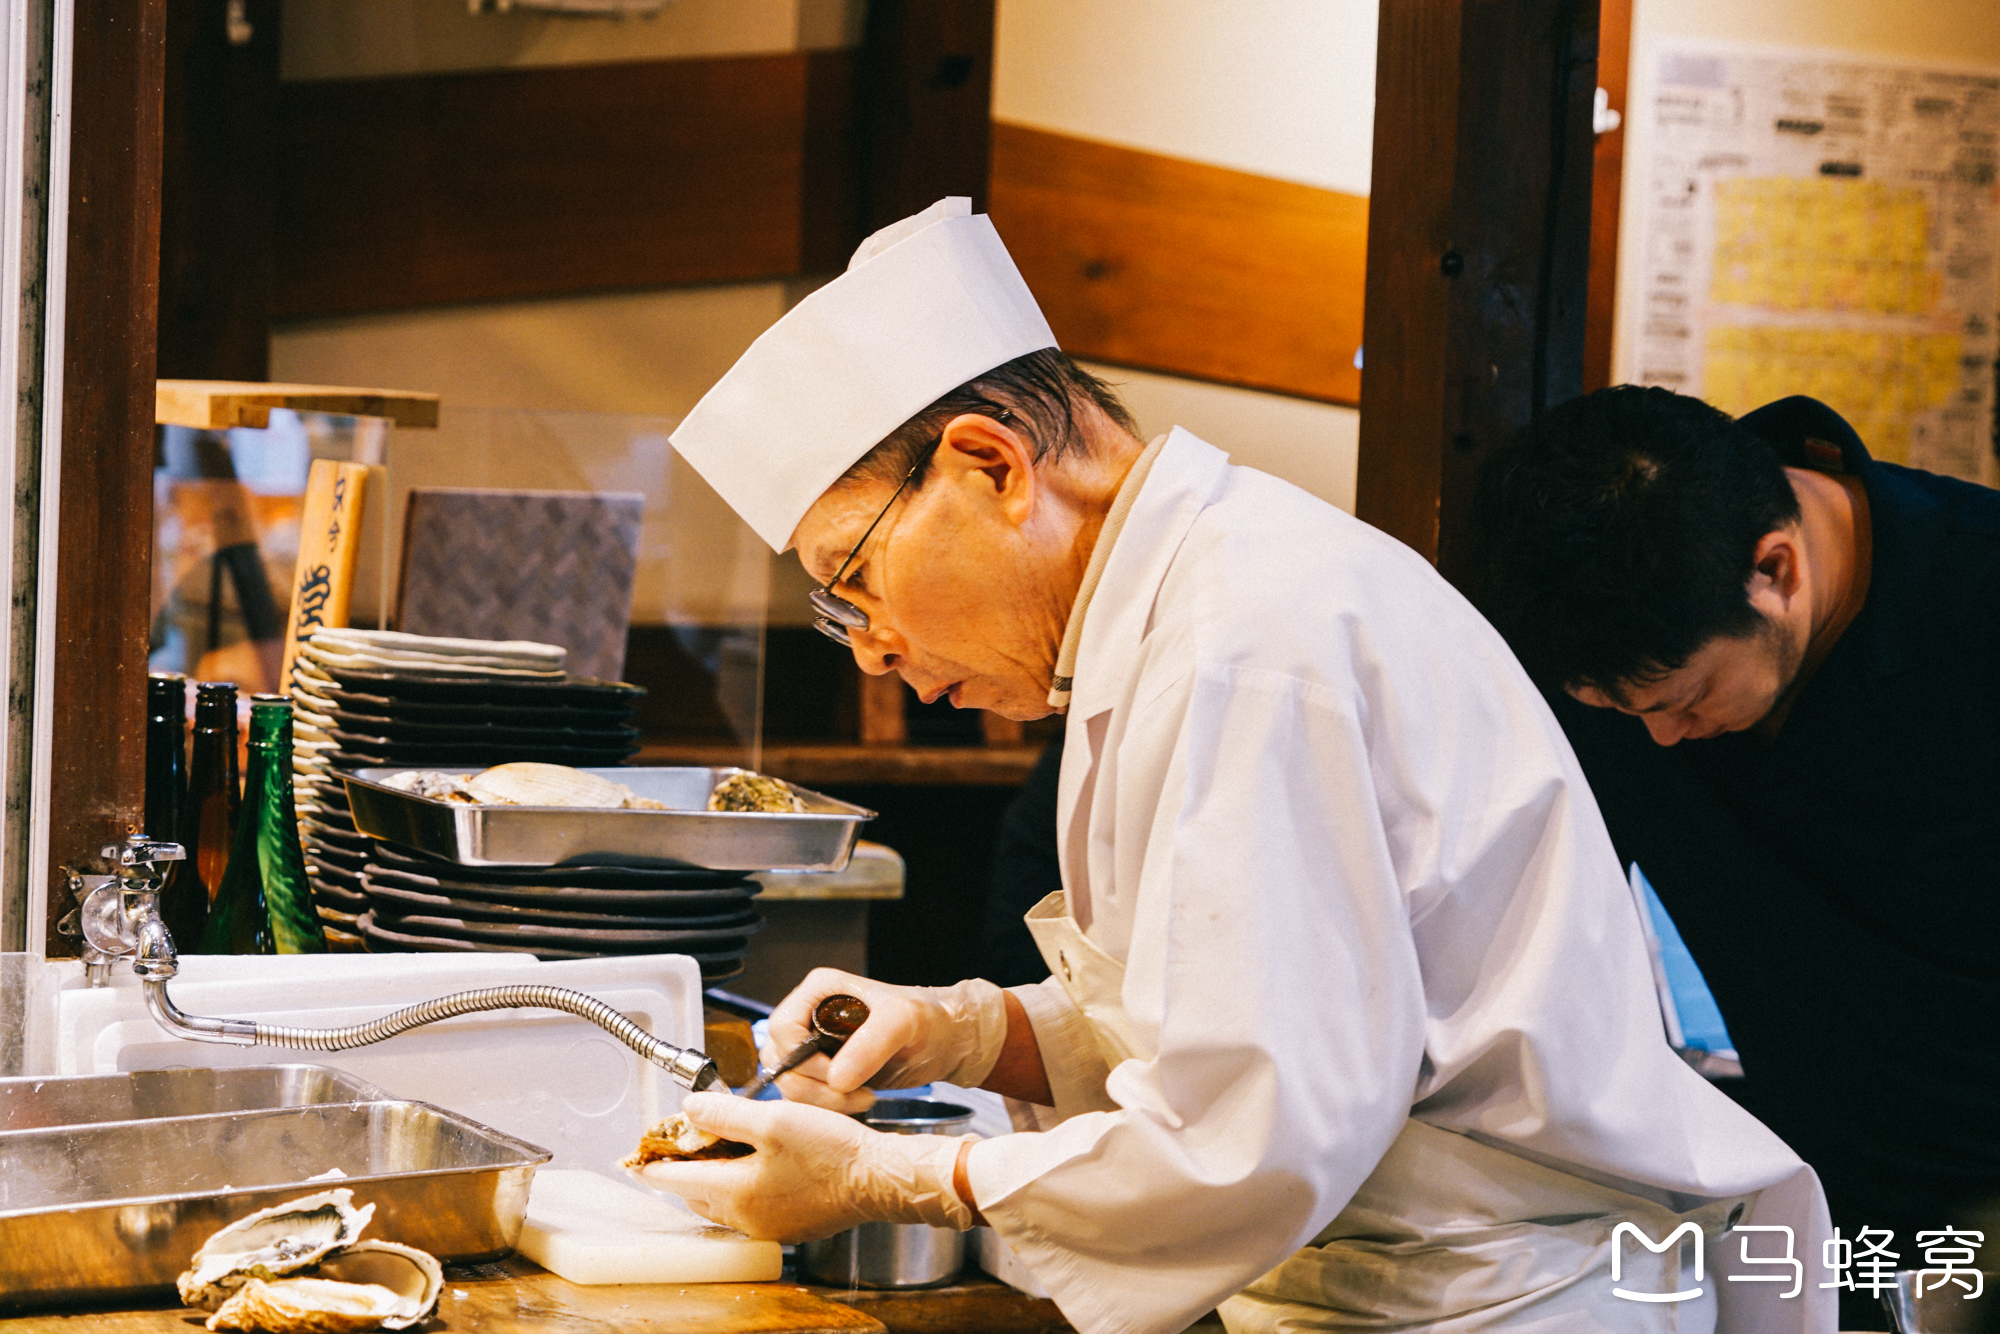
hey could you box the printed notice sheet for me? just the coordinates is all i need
[1629,46,2000,484]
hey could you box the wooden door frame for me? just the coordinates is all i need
[13,0,166,957]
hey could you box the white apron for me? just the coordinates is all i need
[1024,891,1734,1334]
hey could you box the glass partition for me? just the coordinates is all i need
[151,407,772,767]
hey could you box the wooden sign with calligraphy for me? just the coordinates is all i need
[280,459,371,691]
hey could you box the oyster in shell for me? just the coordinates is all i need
[205,1241,444,1333]
[623,1111,754,1167]
[177,1190,374,1309]
[460,762,666,810]
[377,770,476,802]
[706,771,805,814]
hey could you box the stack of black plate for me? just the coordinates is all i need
[295,669,643,771]
[298,775,375,946]
[352,845,762,976]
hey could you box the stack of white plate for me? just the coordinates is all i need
[288,629,641,949]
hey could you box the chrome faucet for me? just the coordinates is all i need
[61,836,722,1091]
[63,836,186,987]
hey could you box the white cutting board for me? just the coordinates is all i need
[518,1169,782,1285]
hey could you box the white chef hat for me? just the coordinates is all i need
[669,198,1058,551]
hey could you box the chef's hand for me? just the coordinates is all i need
[635,1092,973,1243]
[764,968,1007,1113]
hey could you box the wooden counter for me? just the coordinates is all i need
[0,1257,1074,1334]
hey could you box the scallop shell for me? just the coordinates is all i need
[463,762,634,809]
[203,1240,445,1333]
[177,1190,374,1309]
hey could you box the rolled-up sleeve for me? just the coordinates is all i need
[964,667,1428,1334]
[1005,978,1118,1132]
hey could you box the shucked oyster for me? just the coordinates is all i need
[205,1241,443,1333]
[706,771,806,814]
[178,1190,374,1309]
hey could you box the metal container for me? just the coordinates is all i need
[0,1097,549,1310]
[343,766,875,871]
[1882,1270,1997,1334]
[0,1064,391,1134]
[800,1098,973,1290]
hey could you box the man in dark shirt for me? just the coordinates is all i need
[1475,387,2000,1330]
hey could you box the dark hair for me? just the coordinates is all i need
[1472,385,1802,693]
[836,348,1139,490]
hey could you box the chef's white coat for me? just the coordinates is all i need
[962,428,1833,1334]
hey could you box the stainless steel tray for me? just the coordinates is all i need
[0,1064,391,1134]
[0,1098,549,1309]
[342,766,874,871]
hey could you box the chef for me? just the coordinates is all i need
[641,198,1835,1334]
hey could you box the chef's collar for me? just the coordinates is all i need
[1047,433,1169,709]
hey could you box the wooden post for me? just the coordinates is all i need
[1356,0,1601,594]
[854,0,996,231]
[46,0,167,954]
[1584,0,1633,394]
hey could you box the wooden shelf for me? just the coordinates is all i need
[155,379,441,430]
[637,742,1045,787]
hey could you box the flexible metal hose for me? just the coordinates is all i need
[143,979,721,1090]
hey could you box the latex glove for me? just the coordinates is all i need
[635,1091,973,1243]
[765,967,1007,1113]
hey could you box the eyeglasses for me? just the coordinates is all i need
[808,408,1012,647]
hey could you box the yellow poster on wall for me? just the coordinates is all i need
[1626,44,2000,484]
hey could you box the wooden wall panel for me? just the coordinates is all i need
[988,122,1366,406]
[48,0,168,954]
[273,52,856,320]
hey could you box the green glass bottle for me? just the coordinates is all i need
[199,695,326,955]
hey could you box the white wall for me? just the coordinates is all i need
[992,0,1377,197]
[1083,362,1359,512]
[271,283,796,418]
[990,0,1375,511]
[1612,0,2000,381]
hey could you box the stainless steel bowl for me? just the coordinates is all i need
[801,1098,973,1290]
[1882,1270,1997,1334]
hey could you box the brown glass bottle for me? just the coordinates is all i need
[177,682,239,947]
